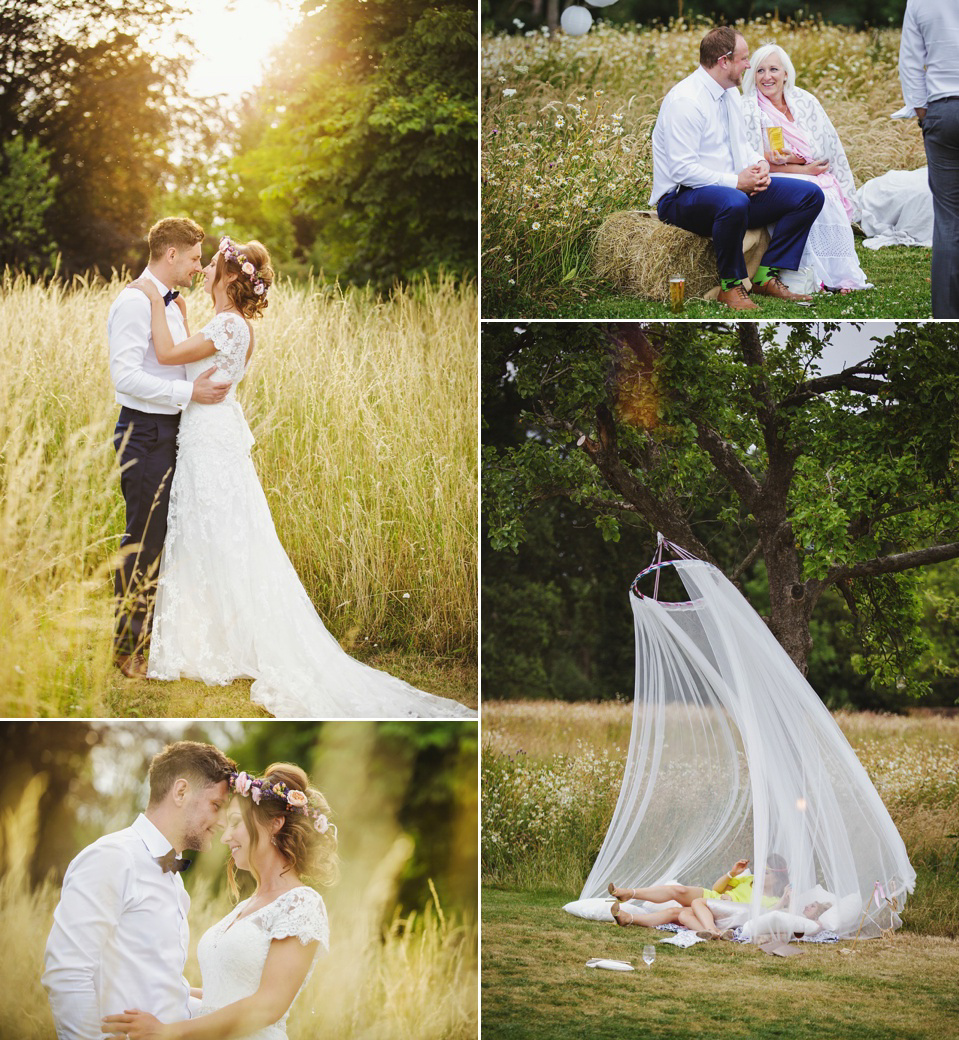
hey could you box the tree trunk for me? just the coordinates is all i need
[759,524,813,674]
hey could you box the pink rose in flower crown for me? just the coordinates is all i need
[234,771,253,796]
[313,813,330,834]
[242,261,255,276]
[287,790,308,808]
[251,786,262,804]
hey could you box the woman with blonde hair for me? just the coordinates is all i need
[128,240,475,719]
[741,44,871,292]
[103,763,336,1040]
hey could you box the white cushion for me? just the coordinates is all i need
[741,910,822,941]
[563,898,625,922]
[818,892,863,935]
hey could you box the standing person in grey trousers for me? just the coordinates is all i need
[900,0,959,318]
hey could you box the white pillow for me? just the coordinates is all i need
[818,892,863,935]
[741,910,822,941]
[563,898,626,922]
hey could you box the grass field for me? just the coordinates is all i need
[482,702,959,1038]
[482,18,931,317]
[0,272,478,716]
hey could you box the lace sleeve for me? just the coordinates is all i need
[201,312,250,381]
[254,887,330,952]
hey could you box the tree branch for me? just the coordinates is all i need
[730,541,762,582]
[825,542,959,584]
[780,366,888,409]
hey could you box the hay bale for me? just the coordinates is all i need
[593,210,770,302]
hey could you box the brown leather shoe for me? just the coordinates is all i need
[751,276,812,302]
[115,653,148,679]
[717,284,759,310]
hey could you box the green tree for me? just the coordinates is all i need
[228,0,477,285]
[0,0,196,274]
[483,322,959,693]
[0,137,58,273]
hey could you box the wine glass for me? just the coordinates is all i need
[642,944,656,967]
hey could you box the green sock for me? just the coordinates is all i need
[721,277,744,291]
[753,265,778,286]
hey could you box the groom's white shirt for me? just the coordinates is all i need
[108,268,193,414]
[649,65,763,206]
[43,813,194,1040]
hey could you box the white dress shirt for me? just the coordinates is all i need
[900,0,959,108]
[43,814,194,1040]
[108,268,193,414]
[649,65,764,206]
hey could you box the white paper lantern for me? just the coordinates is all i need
[589,0,619,7]
[560,5,593,35]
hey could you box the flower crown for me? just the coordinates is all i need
[217,237,268,297]
[229,770,334,836]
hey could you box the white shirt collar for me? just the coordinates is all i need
[694,64,728,103]
[132,812,177,857]
[141,267,173,295]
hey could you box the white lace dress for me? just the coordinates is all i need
[195,887,328,1040]
[742,88,872,291]
[147,311,475,718]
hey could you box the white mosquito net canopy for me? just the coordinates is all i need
[581,543,915,940]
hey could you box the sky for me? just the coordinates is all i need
[172,0,303,100]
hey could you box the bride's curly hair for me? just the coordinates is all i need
[228,762,338,899]
[213,239,274,320]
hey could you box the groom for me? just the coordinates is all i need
[42,740,236,1039]
[109,217,232,678]
[650,26,826,310]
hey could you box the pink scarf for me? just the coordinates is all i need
[757,92,854,221]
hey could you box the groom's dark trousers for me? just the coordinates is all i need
[113,406,180,656]
[657,176,825,282]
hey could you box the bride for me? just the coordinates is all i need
[129,239,474,719]
[102,764,334,1040]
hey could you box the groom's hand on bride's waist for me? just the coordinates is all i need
[191,367,232,405]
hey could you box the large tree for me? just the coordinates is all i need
[0,0,201,274]
[227,0,477,286]
[483,322,959,688]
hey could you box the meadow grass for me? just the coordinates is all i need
[482,702,959,938]
[482,18,930,317]
[0,271,478,716]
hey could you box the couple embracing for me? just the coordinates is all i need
[109,218,474,719]
[43,740,334,1040]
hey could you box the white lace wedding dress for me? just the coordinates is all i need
[147,311,475,718]
[196,887,328,1039]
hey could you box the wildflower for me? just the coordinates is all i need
[503,88,517,97]
[532,221,541,229]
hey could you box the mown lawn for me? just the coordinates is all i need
[481,887,959,1040]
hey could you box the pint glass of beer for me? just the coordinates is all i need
[669,274,685,314]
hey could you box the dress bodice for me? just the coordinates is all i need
[196,887,329,1040]
[184,311,251,395]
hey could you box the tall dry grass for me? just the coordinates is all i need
[0,271,477,715]
[482,18,927,305]
[482,702,959,936]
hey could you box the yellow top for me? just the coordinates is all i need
[702,873,778,907]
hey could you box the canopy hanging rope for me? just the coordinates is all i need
[581,542,915,940]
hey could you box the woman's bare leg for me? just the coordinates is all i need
[612,902,685,927]
[608,882,705,906]
[689,898,721,934]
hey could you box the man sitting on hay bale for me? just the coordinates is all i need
[650,27,825,311]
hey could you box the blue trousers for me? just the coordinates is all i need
[923,98,959,318]
[113,407,180,654]
[657,177,825,283]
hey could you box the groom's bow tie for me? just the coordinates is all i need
[163,289,180,306]
[157,849,191,873]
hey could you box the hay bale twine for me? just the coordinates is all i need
[593,210,770,302]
